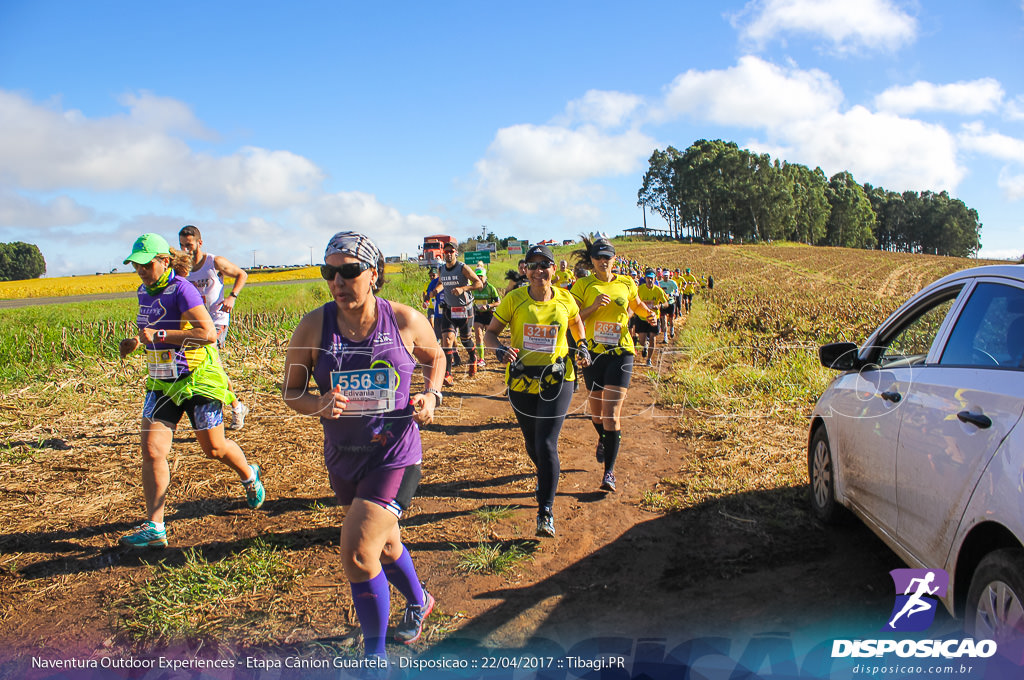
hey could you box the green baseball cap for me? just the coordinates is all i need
[124,233,171,265]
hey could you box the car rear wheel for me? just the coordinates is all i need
[808,426,844,524]
[966,548,1024,644]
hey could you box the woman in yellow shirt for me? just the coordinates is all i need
[570,236,656,492]
[485,245,589,537]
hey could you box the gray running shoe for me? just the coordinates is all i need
[394,591,435,644]
[595,440,605,464]
[600,471,616,492]
[228,402,249,431]
[536,513,556,538]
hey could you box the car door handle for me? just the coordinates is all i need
[880,390,902,403]
[957,411,992,429]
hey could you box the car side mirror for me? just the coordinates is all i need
[819,342,861,371]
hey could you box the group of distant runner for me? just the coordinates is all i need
[114,226,708,668]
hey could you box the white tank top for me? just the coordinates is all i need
[186,254,230,326]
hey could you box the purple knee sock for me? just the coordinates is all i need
[382,546,425,607]
[350,570,390,658]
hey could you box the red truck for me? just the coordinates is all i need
[418,234,455,267]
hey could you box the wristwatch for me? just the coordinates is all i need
[424,388,443,406]
[156,330,167,342]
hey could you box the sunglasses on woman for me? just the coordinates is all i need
[320,261,374,280]
[525,261,554,271]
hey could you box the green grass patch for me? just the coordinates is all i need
[116,538,297,644]
[639,489,681,513]
[0,266,443,386]
[454,541,535,575]
[658,304,832,415]
[0,442,37,465]
[470,505,516,525]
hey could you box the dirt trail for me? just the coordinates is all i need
[0,336,911,665]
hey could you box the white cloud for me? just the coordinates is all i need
[875,78,1005,115]
[775,107,962,190]
[467,124,656,220]
[659,55,842,127]
[1008,95,1024,121]
[0,191,95,228]
[733,0,917,54]
[0,89,323,211]
[977,246,1023,261]
[0,89,451,273]
[958,124,1024,163]
[655,56,962,192]
[563,90,643,128]
[998,170,1024,201]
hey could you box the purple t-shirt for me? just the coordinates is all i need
[313,297,422,481]
[135,272,206,379]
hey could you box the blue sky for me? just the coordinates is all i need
[1,0,1022,276]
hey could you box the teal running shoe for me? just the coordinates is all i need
[243,464,265,509]
[119,521,167,549]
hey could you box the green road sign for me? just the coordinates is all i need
[464,250,492,264]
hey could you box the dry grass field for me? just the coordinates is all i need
[0,242,1006,674]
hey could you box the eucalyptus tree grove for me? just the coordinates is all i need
[637,140,981,257]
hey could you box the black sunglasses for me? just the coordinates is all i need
[320,262,374,280]
[525,261,554,271]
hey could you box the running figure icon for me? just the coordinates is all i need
[892,569,937,630]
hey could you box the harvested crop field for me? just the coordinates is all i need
[0,243,1004,678]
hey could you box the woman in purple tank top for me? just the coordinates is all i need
[282,231,444,665]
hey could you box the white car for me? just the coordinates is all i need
[808,264,1024,641]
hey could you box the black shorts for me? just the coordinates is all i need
[474,309,494,327]
[634,319,659,334]
[142,391,224,431]
[583,351,634,391]
[660,304,674,316]
[440,306,474,336]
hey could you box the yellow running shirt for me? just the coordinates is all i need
[679,273,700,294]
[552,269,575,289]
[637,282,669,310]
[570,274,638,356]
[493,286,580,393]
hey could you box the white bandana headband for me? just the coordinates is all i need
[325,231,383,268]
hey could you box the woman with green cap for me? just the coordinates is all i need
[117,233,265,549]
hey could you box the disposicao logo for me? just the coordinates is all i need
[831,568,998,660]
[884,568,948,633]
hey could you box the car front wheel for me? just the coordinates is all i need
[966,548,1024,644]
[808,425,843,524]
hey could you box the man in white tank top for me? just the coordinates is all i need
[178,225,250,430]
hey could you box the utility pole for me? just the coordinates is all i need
[251,250,257,269]
[308,246,314,267]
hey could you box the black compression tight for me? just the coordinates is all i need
[507,380,573,516]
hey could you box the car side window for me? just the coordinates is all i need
[939,282,1024,369]
[877,293,959,368]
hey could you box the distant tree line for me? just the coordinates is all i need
[0,242,46,281]
[637,140,982,257]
